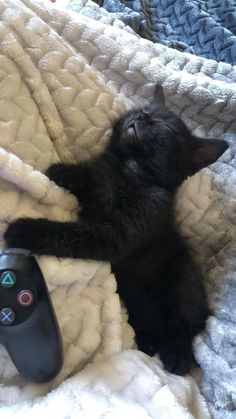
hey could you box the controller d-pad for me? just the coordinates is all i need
[17,290,34,307]
[1,271,16,288]
[0,307,15,325]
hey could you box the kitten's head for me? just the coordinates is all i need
[110,86,228,189]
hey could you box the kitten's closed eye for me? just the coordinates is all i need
[162,122,178,135]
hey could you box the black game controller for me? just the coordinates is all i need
[0,248,63,382]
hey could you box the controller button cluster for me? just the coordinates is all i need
[0,270,35,325]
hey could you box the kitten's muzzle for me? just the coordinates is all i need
[123,111,149,141]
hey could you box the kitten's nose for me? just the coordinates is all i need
[136,112,143,121]
[141,110,151,122]
[127,120,135,129]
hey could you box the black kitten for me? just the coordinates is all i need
[5,86,228,375]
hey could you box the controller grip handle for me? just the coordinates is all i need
[3,299,63,383]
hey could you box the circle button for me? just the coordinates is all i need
[1,271,16,288]
[17,290,34,307]
[0,307,15,325]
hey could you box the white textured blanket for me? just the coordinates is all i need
[0,0,235,417]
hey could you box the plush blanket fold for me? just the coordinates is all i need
[0,0,234,417]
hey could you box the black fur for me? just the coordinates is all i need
[5,86,228,375]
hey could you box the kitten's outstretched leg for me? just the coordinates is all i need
[5,192,161,259]
[4,219,113,259]
[4,214,151,261]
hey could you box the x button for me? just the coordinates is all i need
[0,307,15,325]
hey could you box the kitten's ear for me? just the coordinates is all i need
[190,137,228,175]
[153,85,165,106]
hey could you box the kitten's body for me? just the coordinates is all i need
[5,87,228,375]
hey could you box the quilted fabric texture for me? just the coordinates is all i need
[0,0,235,417]
[102,0,236,63]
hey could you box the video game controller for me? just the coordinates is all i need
[0,248,63,382]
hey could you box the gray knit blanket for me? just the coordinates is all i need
[101,0,236,64]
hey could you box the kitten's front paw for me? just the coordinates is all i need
[4,218,44,251]
[136,332,158,356]
[46,164,67,188]
[159,341,197,376]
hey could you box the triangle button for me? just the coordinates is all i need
[1,271,16,288]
